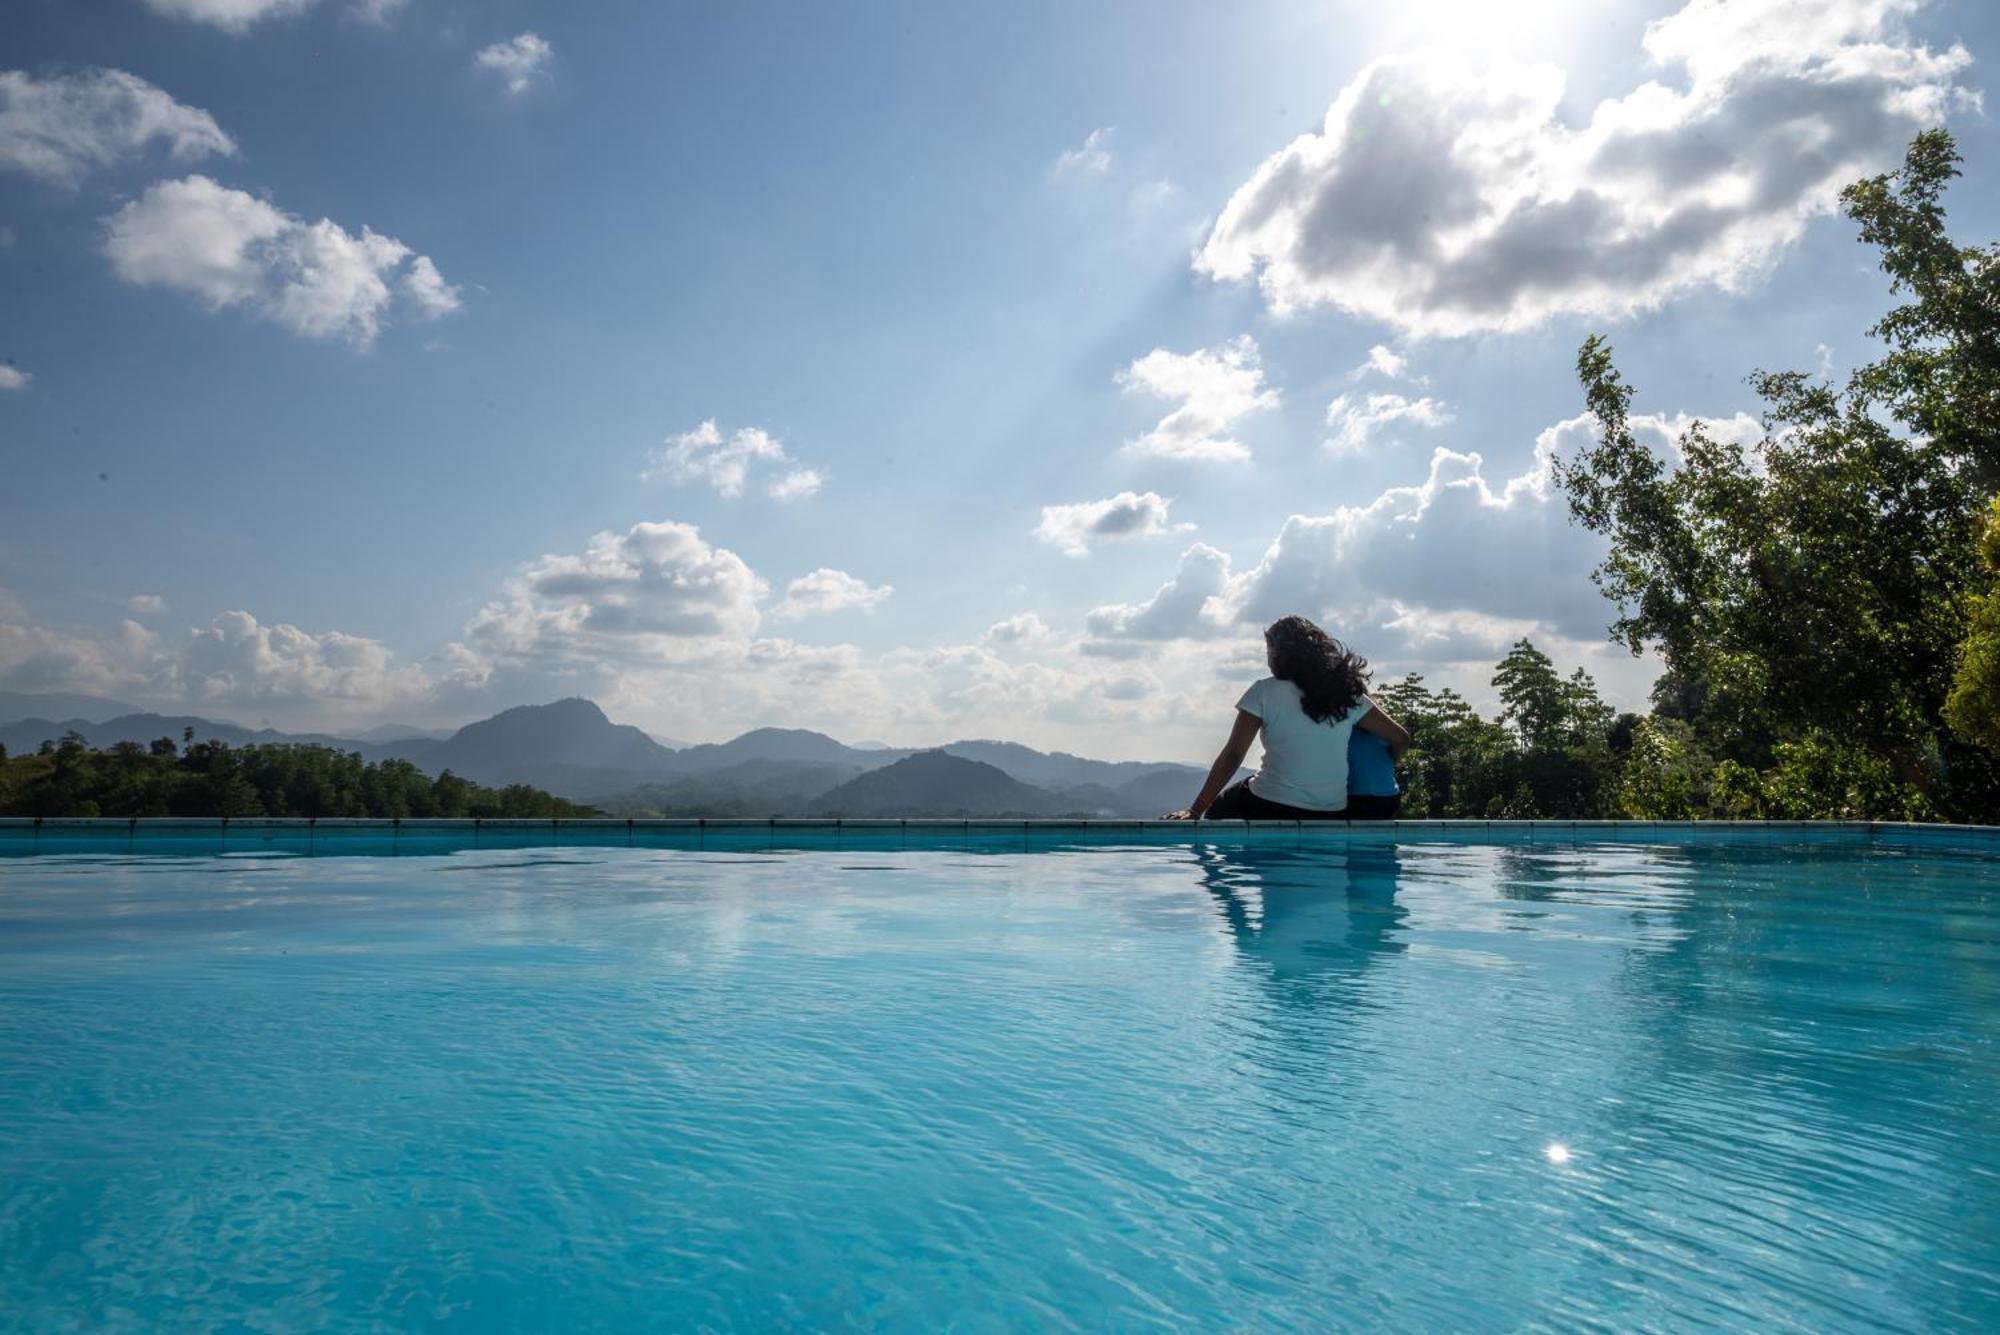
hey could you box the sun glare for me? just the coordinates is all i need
[1371,0,1595,59]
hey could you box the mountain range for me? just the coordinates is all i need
[0,693,1221,819]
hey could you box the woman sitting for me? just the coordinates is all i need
[1167,615,1410,821]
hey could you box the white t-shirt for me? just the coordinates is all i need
[1235,676,1372,812]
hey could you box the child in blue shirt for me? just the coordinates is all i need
[1347,728,1400,819]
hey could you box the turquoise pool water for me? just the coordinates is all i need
[1,833,1996,1329]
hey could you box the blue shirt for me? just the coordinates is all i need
[1348,729,1398,797]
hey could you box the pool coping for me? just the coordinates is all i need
[4,815,1999,857]
[3,816,1998,832]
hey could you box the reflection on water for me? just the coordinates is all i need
[0,840,1995,1330]
[1194,842,1408,984]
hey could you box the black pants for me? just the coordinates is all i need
[1203,780,1401,822]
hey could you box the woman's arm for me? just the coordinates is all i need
[1356,703,1413,759]
[1165,710,1262,819]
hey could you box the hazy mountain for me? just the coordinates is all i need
[348,722,454,743]
[937,739,1203,791]
[811,751,1078,817]
[396,698,680,792]
[665,727,911,773]
[2,695,1219,816]
[602,758,869,817]
[0,692,141,725]
[1,712,332,754]
[1062,767,1215,818]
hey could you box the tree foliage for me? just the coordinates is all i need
[1554,129,2000,821]
[0,735,595,819]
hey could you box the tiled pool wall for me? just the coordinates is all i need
[4,816,1998,857]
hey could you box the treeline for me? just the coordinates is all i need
[1517,129,2000,823]
[1377,639,1946,821]
[0,732,595,819]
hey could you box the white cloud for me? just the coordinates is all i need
[127,595,168,615]
[102,176,457,347]
[141,0,313,32]
[1085,543,1235,643]
[1324,391,1453,456]
[0,616,162,698]
[0,68,235,186]
[475,32,554,96]
[644,420,819,499]
[1195,0,1976,336]
[400,254,461,318]
[142,0,401,30]
[1117,334,1277,463]
[770,569,894,621]
[465,520,768,666]
[0,365,28,392]
[1033,490,1184,557]
[1053,127,1113,176]
[983,612,1050,646]
[1091,407,1762,667]
[176,610,431,706]
[769,467,824,501]
[1351,344,1420,384]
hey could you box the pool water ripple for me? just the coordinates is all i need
[1,839,1997,1329]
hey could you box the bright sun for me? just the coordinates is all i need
[1371,0,1599,60]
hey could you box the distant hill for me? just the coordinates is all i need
[0,695,1219,814]
[347,722,454,743]
[603,758,869,817]
[811,751,1078,817]
[665,726,909,773]
[1058,766,1213,819]
[0,692,141,725]
[396,698,680,792]
[938,739,1203,792]
[0,712,354,755]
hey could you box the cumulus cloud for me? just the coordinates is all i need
[770,569,894,621]
[983,612,1051,646]
[1117,335,1277,463]
[1090,407,1763,668]
[1324,391,1453,456]
[1033,490,1184,557]
[0,617,163,699]
[102,176,457,347]
[475,32,554,95]
[0,365,28,391]
[1085,543,1235,643]
[141,0,314,32]
[1196,0,1977,336]
[1053,127,1114,176]
[176,610,432,706]
[1351,344,1420,384]
[643,420,821,499]
[400,255,461,318]
[464,520,767,670]
[127,594,168,615]
[0,604,435,717]
[0,68,235,186]
[768,467,824,501]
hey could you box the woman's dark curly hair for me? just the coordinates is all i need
[1264,615,1369,723]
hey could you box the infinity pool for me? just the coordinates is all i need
[2,832,1996,1329]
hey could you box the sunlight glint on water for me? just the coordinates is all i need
[1,837,1997,1329]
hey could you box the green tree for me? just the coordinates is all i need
[1946,497,2000,750]
[1556,130,2000,820]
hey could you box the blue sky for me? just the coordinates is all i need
[4,0,1998,759]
